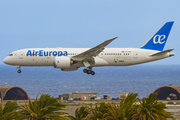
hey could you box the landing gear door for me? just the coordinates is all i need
[133,51,138,59]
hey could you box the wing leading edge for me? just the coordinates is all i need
[72,36,118,62]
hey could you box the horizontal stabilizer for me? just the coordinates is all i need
[149,49,174,56]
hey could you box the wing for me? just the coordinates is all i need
[72,37,118,62]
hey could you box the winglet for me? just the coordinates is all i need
[140,22,174,51]
[102,36,118,47]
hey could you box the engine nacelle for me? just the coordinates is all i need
[53,56,73,68]
[61,67,78,71]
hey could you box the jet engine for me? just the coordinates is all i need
[53,56,73,68]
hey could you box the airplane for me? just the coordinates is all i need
[3,21,174,75]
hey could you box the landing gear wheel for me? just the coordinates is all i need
[17,70,21,73]
[91,71,95,75]
[87,70,91,74]
[83,67,95,75]
[83,69,87,73]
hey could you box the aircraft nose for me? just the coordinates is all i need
[3,57,10,64]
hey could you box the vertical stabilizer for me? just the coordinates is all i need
[140,22,174,51]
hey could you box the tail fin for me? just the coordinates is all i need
[140,21,174,51]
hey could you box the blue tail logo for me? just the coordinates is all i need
[153,35,166,44]
[141,21,174,51]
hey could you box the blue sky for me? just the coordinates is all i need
[1,0,180,65]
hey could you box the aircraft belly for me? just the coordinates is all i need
[98,56,130,66]
[113,56,131,66]
[16,57,53,66]
[130,52,169,65]
[94,57,109,66]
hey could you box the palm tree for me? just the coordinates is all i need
[19,92,68,120]
[84,102,108,120]
[91,102,108,120]
[0,101,20,120]
[67,106,88,120]
[106,93,138,120]
[131,93,173,120]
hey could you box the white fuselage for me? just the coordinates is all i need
[3,48,170,67]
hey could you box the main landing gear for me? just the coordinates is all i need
[83,68,95,75]
[16,65,21,73]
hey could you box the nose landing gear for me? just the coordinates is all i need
[16,65,21,73]
[83,68,95,75]
[17,70,21,73]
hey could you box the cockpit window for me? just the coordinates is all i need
[8,54,13,56]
